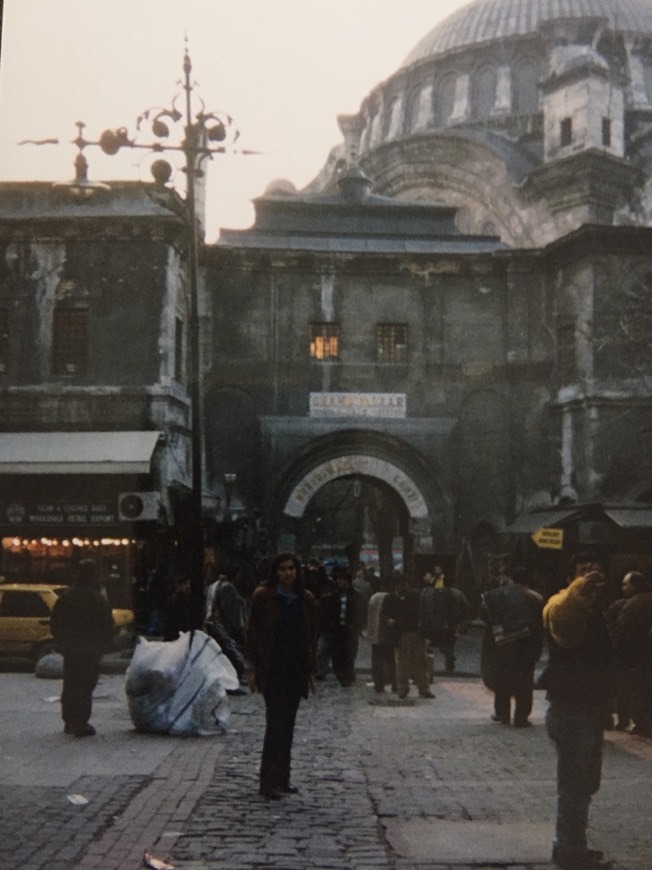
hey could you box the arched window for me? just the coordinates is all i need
[512,55,542,114]
[472,65,497,119]
[385,96,404,140]
[409,84,433,132]
[435,74,456,127]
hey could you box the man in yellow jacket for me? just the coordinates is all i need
[542,553,613,870]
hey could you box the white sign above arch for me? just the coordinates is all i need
[284,454,430,520]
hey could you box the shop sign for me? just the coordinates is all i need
[310,392,407,418]
[3,500,117,526]
[531,527,564,549]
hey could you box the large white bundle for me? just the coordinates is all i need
[125,630,239,735]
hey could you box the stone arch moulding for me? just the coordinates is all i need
[283,452,430,523]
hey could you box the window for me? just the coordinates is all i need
[602,117,611,147]
[0,307,7,372]
[377,323,408,363]
[0,590,50,618]
[174,316,185,382]
[310,323,340,361]
[560,117,572,147]
[52,307,88,375]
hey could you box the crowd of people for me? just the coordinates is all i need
[55,548,651,870]
[479,551,652,870]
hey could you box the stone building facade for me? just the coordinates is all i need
[5,0,652,592]
[0,181,195,604]
[208,0,652,584]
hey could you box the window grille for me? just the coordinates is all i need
[53,308,88,375]
[377,323,408,363]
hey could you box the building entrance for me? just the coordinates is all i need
[279,452,434,581]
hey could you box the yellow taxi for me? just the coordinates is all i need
[0,583,64,660]
[0,582,134,660]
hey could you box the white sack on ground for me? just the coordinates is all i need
[125,630,239,735]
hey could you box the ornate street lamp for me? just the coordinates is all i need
[23,48,255,590]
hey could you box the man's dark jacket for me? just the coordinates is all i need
[51,584,115,658]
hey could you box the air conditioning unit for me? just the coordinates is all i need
[118,491,160,521]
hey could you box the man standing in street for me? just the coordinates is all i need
[542,552,613,870]
[318,569,365,686]
[367,583,396,693]
[246,552,318,800]
[382,572,434,699]
[51,558,115,737]
[481,566,543,726]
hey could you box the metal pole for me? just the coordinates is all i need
[182,50,204,591]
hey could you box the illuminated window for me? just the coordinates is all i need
[52,308,88,375]
[310,322,340,361]
[377,323,408,363]
[0,307,7,372]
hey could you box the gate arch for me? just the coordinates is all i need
[283,453,430,521]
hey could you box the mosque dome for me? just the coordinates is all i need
[402,0,652,68]
[325,0,652,166]
[306,0,652,248]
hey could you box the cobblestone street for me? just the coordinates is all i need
[1,629,651,869]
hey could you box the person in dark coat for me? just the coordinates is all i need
[382,572,434,699]
[50,558,115,737]
[317,569,365,686]
[481,566,543,727]
[246,552,318,800]
[607,570,652,737]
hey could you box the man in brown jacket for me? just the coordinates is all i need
[246,552,318,800]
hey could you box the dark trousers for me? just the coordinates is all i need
[371,644,396,691]
[260,684,302,792]
[546,701,604,857]
[437,630,457,674]
[332,629,359,687]
[61,654,101,731]
[494,663,535,725]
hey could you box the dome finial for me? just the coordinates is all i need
[337,162,372,202]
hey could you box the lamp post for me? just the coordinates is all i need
[26,48,253,591]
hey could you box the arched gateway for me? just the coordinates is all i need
[283,453,429,521]
[275,446,443,574]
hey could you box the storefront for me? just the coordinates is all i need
[0,431,166,620]
[504,502,652,599]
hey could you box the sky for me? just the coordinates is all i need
[0,0,470,240]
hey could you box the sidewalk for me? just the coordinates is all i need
[1,627,651,869]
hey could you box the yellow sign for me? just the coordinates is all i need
[531,527,564,549]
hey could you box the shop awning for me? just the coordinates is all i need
[0,431,162,474]
[504,509,580,534]
[603,508,652,529]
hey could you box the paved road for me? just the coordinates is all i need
[1,627,651,870]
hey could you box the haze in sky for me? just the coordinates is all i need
[0,0,469,239]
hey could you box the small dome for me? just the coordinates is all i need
[264,178,298,195]
[401,0,652,68]
[549,44,610,77]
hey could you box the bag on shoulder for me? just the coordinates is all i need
[483,585,533,646]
